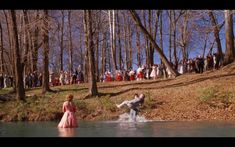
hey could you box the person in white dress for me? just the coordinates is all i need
[59,71,65,86]
[136,66,144,81]
[150,65,157,80]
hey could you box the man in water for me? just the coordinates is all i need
[116,93,145,121]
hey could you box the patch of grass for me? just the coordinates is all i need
[98,96,116,112]
[0,88,13,94]
[198,87,217,102]
[75,100,88,110]
[198,86,234,109]
[216,91,235,104]
[143,91,156,109]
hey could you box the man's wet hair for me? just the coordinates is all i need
[139,94,145,104]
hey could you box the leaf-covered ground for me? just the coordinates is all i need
[1,62,235,122]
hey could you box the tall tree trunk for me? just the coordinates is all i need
[107,41,112,72]
[224,10,235,65]
[202,33,209,58]
[22,10,30,88]
[159,11,163,63]
[128,20,133,69]
[68,10,73,75]
[172,10,184,69]
[0,23,4,74]
[60,10,65,71]
[95,32,99,81]
[32,10,40,72]
[136,25,141,67]
[83,11,89,83]
[79,30,83,72]
[23,10,31,70]
[42,10,51,94]
[117,11,122,70]
[129,10,180,77]
[143,10,149,67]
[168,10,172,63]
[173,12,178,69]
[209,10,223,63]
[123,12,129,69]
[10,10,25,100]
[108,10,117,72]
[101,32,107,77]
[180,11,189,61]
[4,10,15,91]
[112,10,117,71]
[148,10,154,66]
[84,10,98,97]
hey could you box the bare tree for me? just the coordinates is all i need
[167,10,172,63]
[95,29,99,81]
[108,10,117,71]
[10,10,25,100]
[42,10,52,94]
[0,23,4,74]
[208,10,223,62]
[202,32,209,58]
[148,10,154,66]
[59,10,65,71]
[83,11,89,83]
[68,10,73,77]
[172,10,185,69]
[159,11,163,63]
[4,10,14,77]
[84,10,98,97]
[179,10,189,61]
[129,10,180,77]
[127,18,133,69]
[224,10,235,65]
[143,10,149,67]
[123,12,129,69]
[22,10,31,80]
[136,25,141,67]
[32,10,40,72]
[117,11,122,70]
[101,32,107,77]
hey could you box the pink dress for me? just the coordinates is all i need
[58,101,78,128]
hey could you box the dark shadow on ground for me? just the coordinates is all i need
[98,78,174,89]
[0,94,14,102]
[56,88,87,92]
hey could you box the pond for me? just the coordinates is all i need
[1,120,235,137]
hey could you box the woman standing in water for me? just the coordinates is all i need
[58,94,78,128]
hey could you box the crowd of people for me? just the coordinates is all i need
[101,53,222,83]
[0,67,85,89]
[24,71,43,88]
[50,69,84,87]
[0,53,223,89]
[0,74,14,89]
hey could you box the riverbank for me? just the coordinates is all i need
[1,62,235,122]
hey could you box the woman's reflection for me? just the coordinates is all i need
[58,128,76,137]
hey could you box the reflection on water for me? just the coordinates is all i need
[119,122,137,131]
[58,128,76,137]
[1,121,235,137]
[117,113,150,122]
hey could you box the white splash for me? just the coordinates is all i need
[117,113,151,122]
